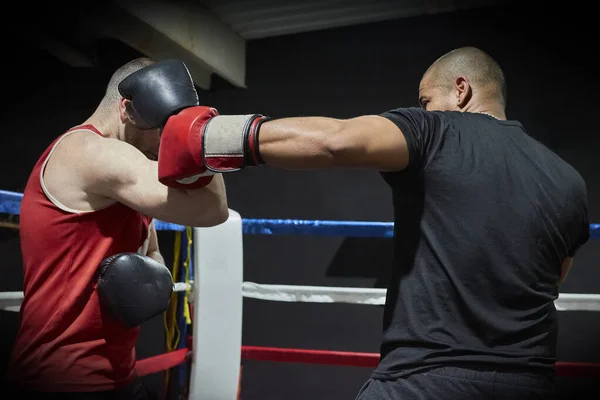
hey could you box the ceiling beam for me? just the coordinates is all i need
[78,0,246,90]
[36,37,96,68]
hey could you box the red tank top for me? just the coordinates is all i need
[9,125,153,392]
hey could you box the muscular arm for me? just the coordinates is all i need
[258,116,410,171]
[558,257,574,285]
[80,135,229,227]
[146,222,165,265]
[559,195,590,285]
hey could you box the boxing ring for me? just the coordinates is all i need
[1,188,600,399]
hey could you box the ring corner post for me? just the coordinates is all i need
[189,209,244,399]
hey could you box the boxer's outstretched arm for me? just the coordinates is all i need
[82,135,229,227]
[258,116,409,171]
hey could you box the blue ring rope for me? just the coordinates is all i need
[1,190,598,238]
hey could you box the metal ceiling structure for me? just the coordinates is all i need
[199,0,512,39]
[33,0,513,89]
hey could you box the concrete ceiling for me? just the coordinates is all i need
[200,0,512,40]
[33,0,512,90]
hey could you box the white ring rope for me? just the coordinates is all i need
[242,282,385,305]
[0,284,194,312]
[2,283,600,312]
[0,291,24,312]
[241,282,600,311]
[174,281,191,292]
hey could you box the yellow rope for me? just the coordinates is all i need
[163,231,182,397]
[182,226,193,325]
[165,232,182,351]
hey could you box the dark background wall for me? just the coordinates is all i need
[1,3,599,399]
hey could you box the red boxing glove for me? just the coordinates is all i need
[158,106,271,188]
[201,114,269,171]
[158,106,218,189]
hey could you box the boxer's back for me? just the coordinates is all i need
[9,125,152,392]
[374,111,589,379]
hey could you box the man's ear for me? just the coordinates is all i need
[455,76,472,109]
[119,98,132,124]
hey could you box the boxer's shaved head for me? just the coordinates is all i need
[93,57,160,160]
[423,47,506,107]
[104,57,155,104]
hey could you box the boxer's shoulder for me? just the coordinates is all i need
[48,128,105,161]
[43,129,118,212]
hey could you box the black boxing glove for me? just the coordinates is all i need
[118,59,199,129]
[97,253,173,328]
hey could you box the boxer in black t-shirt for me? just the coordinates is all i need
[158,46,589,399]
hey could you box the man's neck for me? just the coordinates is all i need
[465,100,506,121]
[84,109,119,139]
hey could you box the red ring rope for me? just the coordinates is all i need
[241,346,600,379]
[134,346,600,378]
[136,348,190,377]
[242,345,378,367]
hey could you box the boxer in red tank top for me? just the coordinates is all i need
[8,58,229,399]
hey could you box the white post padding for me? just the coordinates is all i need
[189,209,243,400]
[0,291,24,312]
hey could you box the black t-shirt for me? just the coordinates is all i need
[373,108,589,380]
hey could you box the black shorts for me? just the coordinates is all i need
[11,377,153,400]
[356,366,555,400]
